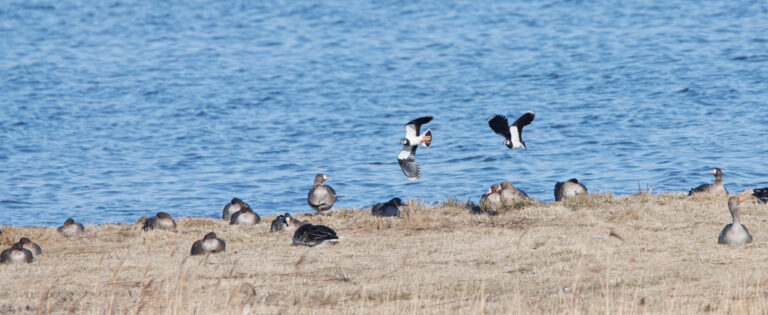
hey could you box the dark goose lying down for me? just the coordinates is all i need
[292,224,339,247]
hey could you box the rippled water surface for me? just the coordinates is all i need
[2,1,767,226]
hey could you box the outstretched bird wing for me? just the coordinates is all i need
[397,145,421,181]
[405,116,433,138]
[488,115,511,140]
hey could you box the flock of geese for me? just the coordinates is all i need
[2,113,768,264]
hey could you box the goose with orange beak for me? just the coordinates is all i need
[718,196,752,245]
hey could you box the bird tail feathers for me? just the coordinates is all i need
[421,129,432,147]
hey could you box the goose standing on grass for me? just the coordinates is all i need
[222,198,251,221]
[488,111,535,149]
[57,218,85,237]
[480,184,503,210]
[230,206,261,226]
[554,178,588,201]
[689,168,728,196]
[372,198,402,217]
[718,196,752,245]
[18,237,42,256]
[143,212,177,231]
[398,116,433,181]
[1,242,34,264]
[292,224,339,247]
[500,181,531,201]
[190,232,226,255]
[308,174,337,215]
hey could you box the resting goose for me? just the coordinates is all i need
[500,180,531,201]
[230,207,261,226]
[284,213,305,229]
[143,212,177,231]
[372,198,402,217]
[398,116,433,181]
[18,237,42,256]
[689,168,728,196]
[222,198,251,221]
[292,224,339,247]
[554,178,588,201]
[190,232,226,255]
[1,242,34,264]
[57,218,85,237]
[488,111,535,149]
[480,184,503,210]
[307,174,337,214]
[270,215,288,232]
[718,196,752,245]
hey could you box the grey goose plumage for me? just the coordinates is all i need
[57,218,85,237]
[554,178,587,201]
[222,198,251,221]
[372,198,402,217]
[18,237,42,256]
[143,212,177,231]
[1,242,33,264]
[689,168,728,196]
[307,174,337,214]
[718,196,752,245]
[230,206,261,226]
[500,180,531,202]
[190,232,226,255]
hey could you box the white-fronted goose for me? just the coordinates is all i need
[143,212,177,232]
[718,196,752,245]
[500,180,531,201]
[1,242,34,264]
[18,237,42,256]
[284,213,305,229]
[190,232,226,255]
[230,207,261,226]
[480,184,503,210]
[57,218,85,237]
[488,111,535,149]
[398,116,432,181]
[292,224,339,247]
[222,198,251,221]
[307,174,337,214]
[689,168,728,196]
[554,178,588,201]
[372,198,402,217]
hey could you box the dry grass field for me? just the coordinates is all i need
[2,191,768,314]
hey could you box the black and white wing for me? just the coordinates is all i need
[488,115,511,140]
[397,145,420,181]
[404,116,433,138]
[509,110,535,149]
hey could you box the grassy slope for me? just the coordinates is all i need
[1,192,767,314]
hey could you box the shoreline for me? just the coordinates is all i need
[2,192,767,314]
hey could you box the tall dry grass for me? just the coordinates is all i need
[1,191,767,314]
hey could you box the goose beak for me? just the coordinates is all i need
[323,175,330,181]
[710,169,717,175]
[739,196,747,202]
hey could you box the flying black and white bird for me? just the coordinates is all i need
[398,116,432,181]
[488,110,535,149]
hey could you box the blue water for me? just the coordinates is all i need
[1,1,767,226]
